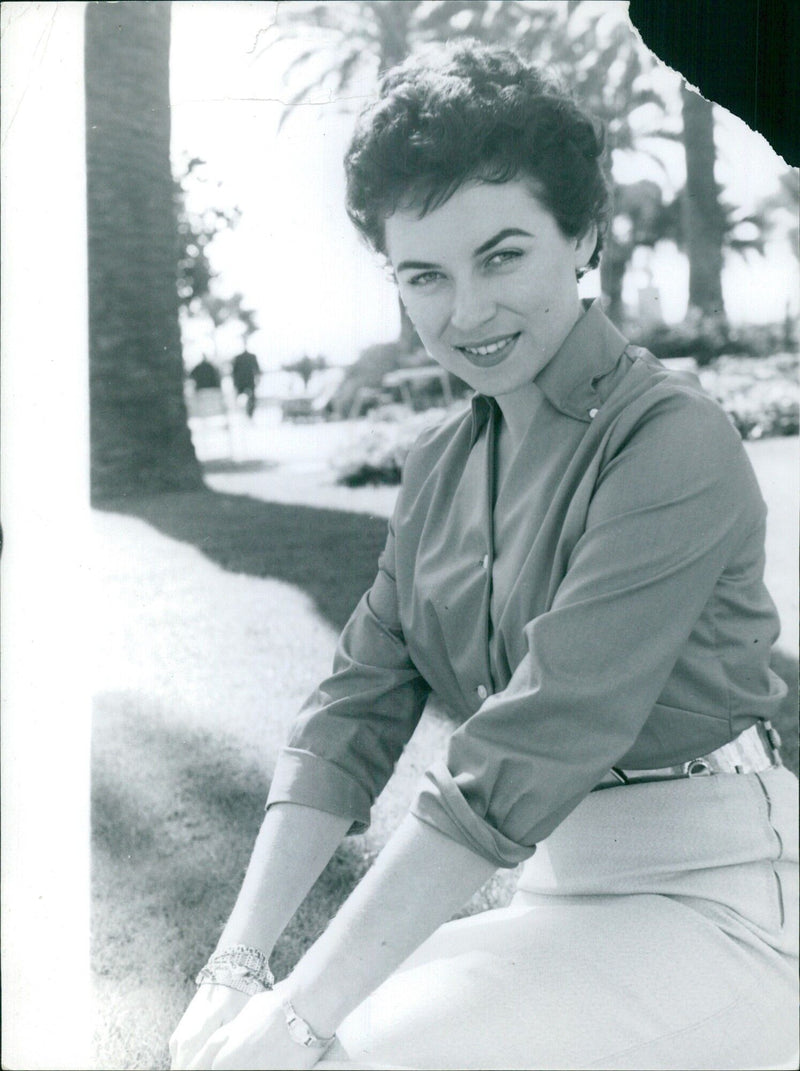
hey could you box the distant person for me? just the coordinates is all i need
[231,347,261,417]
[189,356,221,391]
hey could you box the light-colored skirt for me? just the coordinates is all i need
[324,767,799,1071]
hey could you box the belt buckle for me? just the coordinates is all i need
[683,757,713,777]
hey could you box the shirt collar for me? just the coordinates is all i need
[469,300,630,442]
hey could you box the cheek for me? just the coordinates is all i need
[507,264,547,299]
[402,296,445,337]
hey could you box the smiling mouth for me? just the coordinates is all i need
[455,333,520,366]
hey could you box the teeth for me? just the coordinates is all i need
[460,335,516,356]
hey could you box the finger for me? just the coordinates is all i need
[170,1035,189,1070]
[171,1031,210,1070]
[169,1019,192,1059]
[171,1041,200,1070]
[170,1006,230,1068]
[185,1032,227,1071]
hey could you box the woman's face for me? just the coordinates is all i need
[385,180,596,396]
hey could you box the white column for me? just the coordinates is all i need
[1,4,91,1067]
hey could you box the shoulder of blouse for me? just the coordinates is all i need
[604,345,742,442]
[598,346,764,514]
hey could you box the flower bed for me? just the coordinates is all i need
[698,353,799,440]
[332,405,455,486]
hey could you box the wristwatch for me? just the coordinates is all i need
[280,995,336,1050]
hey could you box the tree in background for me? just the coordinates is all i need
[174,157,260,359]
[283,355,330,390]
[758,169,800,351]
[263,2,672,328]
[175,156,242,313]
[261,0,676,406]
[680,86,726,323]
[190,290,260,360]
[86,1,202,499]
[262,0,557,353]
[600,180,681,326]
[263,0,767,346]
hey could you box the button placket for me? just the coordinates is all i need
[474,403,497,707]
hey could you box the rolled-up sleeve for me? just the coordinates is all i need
[412,391,765,867]
[267,509,431,833]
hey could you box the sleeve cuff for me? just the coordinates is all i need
[266,748,373,835]
[410,759,537,869]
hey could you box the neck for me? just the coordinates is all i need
[494,380,544,444]
[494,297,584,444]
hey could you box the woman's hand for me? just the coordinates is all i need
[185,988,329,1071]
[170,984,251,1069]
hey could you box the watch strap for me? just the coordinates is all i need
[280,995,336,1050]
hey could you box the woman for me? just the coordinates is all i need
[170,43,798,1070]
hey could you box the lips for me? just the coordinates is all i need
[454,332,520,367]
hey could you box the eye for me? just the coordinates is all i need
[485,248,522,269]
[405,270,445,288]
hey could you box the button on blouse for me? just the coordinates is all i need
[267,302,785,868]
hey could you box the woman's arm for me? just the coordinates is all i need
[216,803,351,955]
[173,491,432,1068]
[287,813,496,1035]
[170,803,350,1068]
[191,813,495,1069]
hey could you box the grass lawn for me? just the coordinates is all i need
[92,425,798,1070]
[91,493,459,1069]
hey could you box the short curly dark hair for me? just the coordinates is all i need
[345,41,610,273]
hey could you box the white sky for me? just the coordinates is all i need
[170,0,400,368]
[169,1,798,371]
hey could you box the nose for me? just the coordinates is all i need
[450,276,496,334]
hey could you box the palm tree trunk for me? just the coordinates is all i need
[681,84,726,320]
[599,234,631,327]
[86,0,202,500]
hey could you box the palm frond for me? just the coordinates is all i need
[282,44,337,80]
[725,238,766,259]
[277,72,341,130]
[612,144,675,184]
[415,0,491,34]
[626,87,668,111]
[277,43,374,130]
[337,48,369,94]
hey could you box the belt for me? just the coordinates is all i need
[594,720,783,791]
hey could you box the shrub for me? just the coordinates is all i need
[630,317,798,366]
[332,405,457,486]
[698,353,799,440]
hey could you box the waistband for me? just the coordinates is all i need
[594,720,783,791]
[514,765,798,916]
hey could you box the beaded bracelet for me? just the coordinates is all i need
[195,945,275,997]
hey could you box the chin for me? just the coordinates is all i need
[464,366,522,395]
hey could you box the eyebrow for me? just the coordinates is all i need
[474,227,533,256]
[395,227,534,274]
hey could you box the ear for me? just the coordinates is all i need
[574,224,598,271]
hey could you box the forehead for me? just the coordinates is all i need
[384,179,552,262]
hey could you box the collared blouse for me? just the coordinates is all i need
[267,302,785,867]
